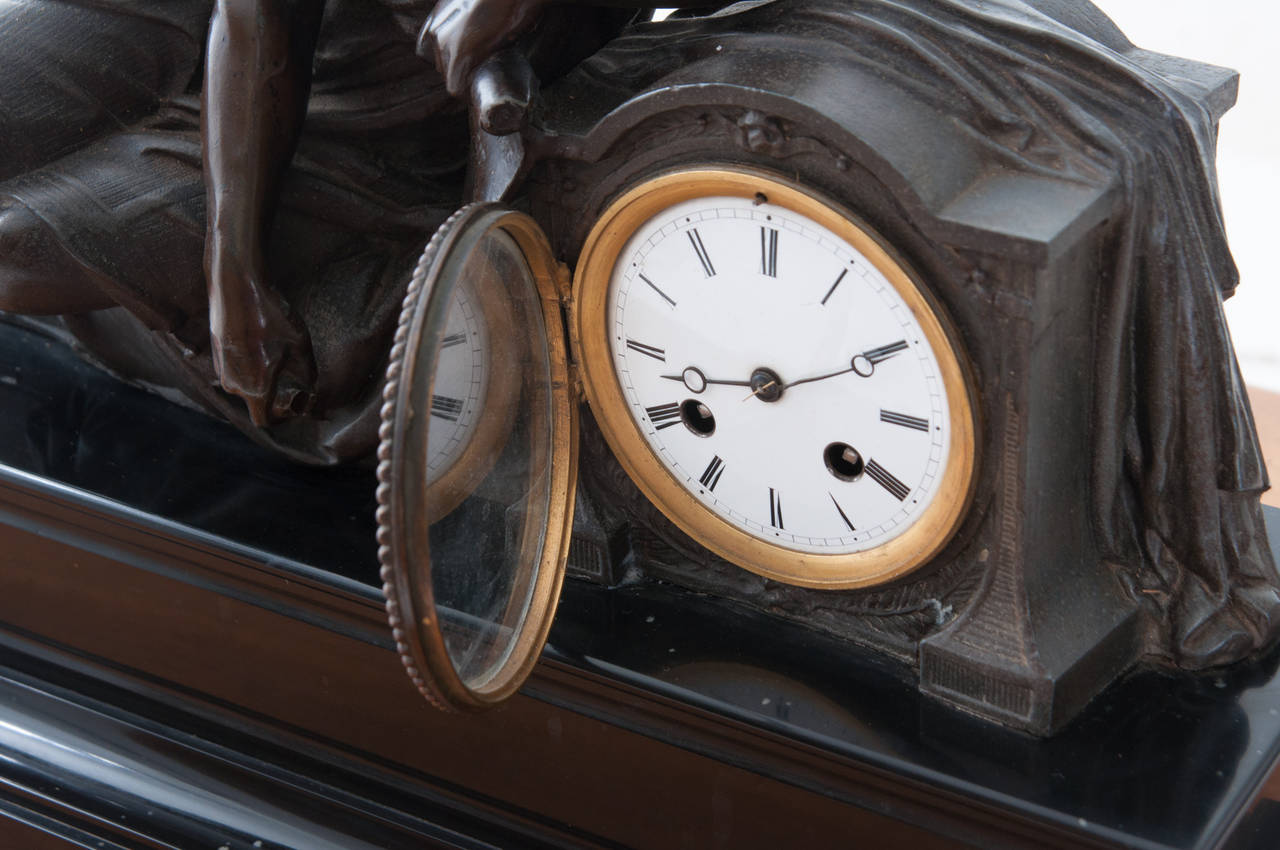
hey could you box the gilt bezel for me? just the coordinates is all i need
[572,167,977,589]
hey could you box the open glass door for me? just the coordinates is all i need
[377,205,577,711]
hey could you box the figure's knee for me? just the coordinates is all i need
[0,200,114,315]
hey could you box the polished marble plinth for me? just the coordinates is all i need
[1,316,1278,849]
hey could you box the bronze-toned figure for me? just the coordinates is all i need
[0,0,1276,731]
[0,0,617,461]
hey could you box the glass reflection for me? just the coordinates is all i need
[421,228,552,692]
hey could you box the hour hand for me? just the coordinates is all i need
[661,366,751,393]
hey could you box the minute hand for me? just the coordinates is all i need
[785,340,910,389]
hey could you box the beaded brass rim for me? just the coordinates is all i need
[571,167,977,589]
[377,204,577,711]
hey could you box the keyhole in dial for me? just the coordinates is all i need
[824,442,864,481]
[681,399,716,436]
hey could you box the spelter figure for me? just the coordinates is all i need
[0,0,1275,672]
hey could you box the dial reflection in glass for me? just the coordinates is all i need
[382,207,573,711]
[424,227,552,693]
[424,282,489,485]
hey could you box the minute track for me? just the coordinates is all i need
[576,172,974,580]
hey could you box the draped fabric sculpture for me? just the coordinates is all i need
[0,0,1274,677]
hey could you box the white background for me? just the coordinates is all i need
[653,2,1279,389]
[1094,1,1280,391]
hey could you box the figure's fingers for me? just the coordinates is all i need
[421,0,548,99]
[420,0,475,96]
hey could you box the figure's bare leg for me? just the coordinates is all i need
[0,200,116,315]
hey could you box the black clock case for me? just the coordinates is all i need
[524,0,1244,736]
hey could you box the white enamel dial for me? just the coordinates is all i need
[426,283,489,483]
[576,170,975,587]
[608,195,950,554]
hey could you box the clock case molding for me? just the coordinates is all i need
[494,0,1277,735]
[0,0,1270,742]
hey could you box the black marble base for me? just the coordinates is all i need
[1,316,1279,849]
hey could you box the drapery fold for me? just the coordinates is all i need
[576,0,1278,666]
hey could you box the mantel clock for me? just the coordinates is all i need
[377,0,1280,736]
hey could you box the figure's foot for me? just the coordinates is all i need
[209,280,316,427]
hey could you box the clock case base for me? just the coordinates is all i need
[520,0,1271,735]
[0,322,1279,849]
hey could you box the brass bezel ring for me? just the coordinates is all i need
[572,167,977,589]
[379,205,577,711]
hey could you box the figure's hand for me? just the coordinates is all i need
[421,0,549,98]
[206,246,316,427]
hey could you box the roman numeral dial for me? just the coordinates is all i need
[881,410,930,431]
[760,227,778,277]
[578,174,975,588]
[687,228,716,277]
[430,394,464,421]
[699,455,726,491]
[645,402,682,430]
[423,282,491,482]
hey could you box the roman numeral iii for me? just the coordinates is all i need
[430,395,464,422]
[880,410,930,432]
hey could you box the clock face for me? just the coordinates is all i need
[417,229,524,521]
[575,169,976,588]
[379,206,576,711]
[425,282,489,483]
